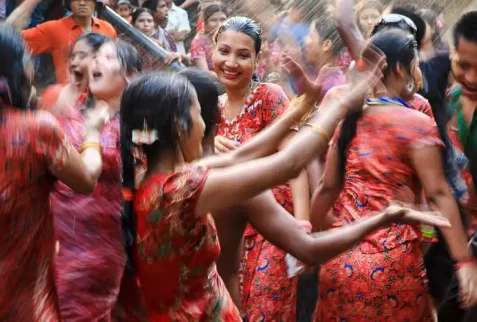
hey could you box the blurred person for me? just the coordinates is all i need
[116,0,134,22]
[165,0,190,54]
[41,37,142,322]
[439,11,477,322]
[6,0,117,84]
[356,0,383,39]
[0,23,107,322]
[312,28,477,321]
[419,8,447,61]
[190,3,227,74]
[212,16,311,321]
[142,0,175,51]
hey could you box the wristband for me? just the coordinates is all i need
[79,141,102,155]
[455,257,477,271]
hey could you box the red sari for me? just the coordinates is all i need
[134,165,241,321]
[314,107,442,321]
[0,107,72,321]
[41,86,126,322]
[217,83,297,321]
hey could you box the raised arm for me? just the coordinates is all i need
[6,0,41,30]
[334,0,366,61]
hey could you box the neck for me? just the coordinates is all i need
[105,96,121,113]
[72,15,92,29]
[315,56,336,72]
[226,84,251,104]
[375,84,401,99]
[147,149,185,176]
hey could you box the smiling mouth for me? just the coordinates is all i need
[222,70,239,79]
[92,71,103,81]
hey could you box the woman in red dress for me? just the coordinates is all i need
[42,37,144,322]
[117,51,395,320]
[190,3,227,74]
[211,17,311,320]
[0,24,106,322]
[311,29,477,321]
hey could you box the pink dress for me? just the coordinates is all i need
[43,87,126,322]
[217,83,297,321]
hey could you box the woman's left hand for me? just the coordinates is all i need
[164,52,184,65]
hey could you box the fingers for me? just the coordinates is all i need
[214,136,240,154]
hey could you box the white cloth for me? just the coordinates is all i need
[166,4,190,54]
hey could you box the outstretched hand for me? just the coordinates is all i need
[382,204,451,228]
[281,54,321,100]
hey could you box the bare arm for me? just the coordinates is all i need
[197,96,310,170]
[195,97,348,216]
[310,147,342,231]
[334,0,366,61]
[6,0,41,30]
[411,146,470,260]
[246,191,445,266]
[52,128,103,194]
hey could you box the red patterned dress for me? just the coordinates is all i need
[41,86,126,322]
[190,32,215,71]
[314,107,442,321]
[0,107,72,321]
[134,165,241,321]
[217,83,297,321]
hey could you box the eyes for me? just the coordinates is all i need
[217,47,251,59]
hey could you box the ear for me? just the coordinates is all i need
[322,39,333,54]
[392,64,406,81]
[125,71,139,83]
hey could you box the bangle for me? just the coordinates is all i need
[79,142,102,155]
[455,257,477,271]
[304,123,330,142]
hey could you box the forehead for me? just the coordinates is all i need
[73,39,93,52]
[217,30,255,51]
[456,37,477,64]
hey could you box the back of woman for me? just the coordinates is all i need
[0,108,69,322]
[0,23,72,322]
[332,106,441,250]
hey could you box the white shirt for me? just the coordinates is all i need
[166,4,191,54]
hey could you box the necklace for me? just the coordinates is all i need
[365,96,409,108]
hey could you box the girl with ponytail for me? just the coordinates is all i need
[311,28,477,320]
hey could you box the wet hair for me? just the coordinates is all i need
[0,23,34,109]
[107,39,143,74]
[202,3,228,23]
[72,32,109,55]
[120,73,195,265]
[131,7,155,26]
[453,11,477,49]
[336,29,418,182]
[312,16,344,57]
[179,68,219,137]
[357,0,383,15]
[215,16,262,54]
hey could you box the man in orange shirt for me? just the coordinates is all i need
[7,0,117,84]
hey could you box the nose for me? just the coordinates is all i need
[224,57,239,68]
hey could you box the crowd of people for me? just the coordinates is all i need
[3,0,477,321]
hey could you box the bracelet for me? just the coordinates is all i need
[79,142,102,155]
[304,123,331,142]
[455,257,477,271]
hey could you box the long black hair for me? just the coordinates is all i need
[120,73,195,265]
[337,29,417,182]
[0,23,34,109]
[179,68,219,137]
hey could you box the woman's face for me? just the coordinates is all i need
[305,23,321,66]
[359,8,381,38]
[204,11,227,34]
[180,89,205,162]
[70,39,95,87]
[89,42,127,100]
[213,30,258,90]
[134,11,155,36]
